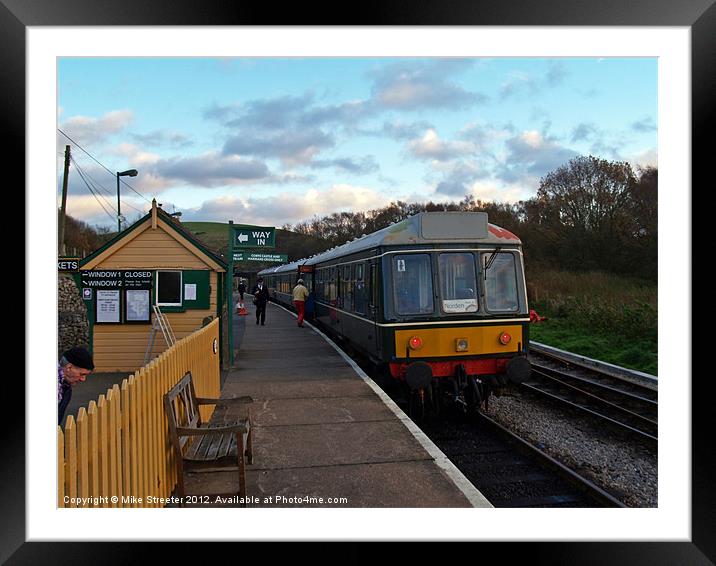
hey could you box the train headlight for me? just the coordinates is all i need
[456,338,469,352]
[408,335,423,350]
[499,332,512,345]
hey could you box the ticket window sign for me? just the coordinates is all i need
[81,270,154,324]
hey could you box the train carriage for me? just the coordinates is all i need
[260,211,531,417]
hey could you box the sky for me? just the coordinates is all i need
[57,57,657,230]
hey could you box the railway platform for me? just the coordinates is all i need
[183,297,491,507]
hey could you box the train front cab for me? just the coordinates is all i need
[379,247,531,415]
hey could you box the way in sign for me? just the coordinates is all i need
[237,231,271,245]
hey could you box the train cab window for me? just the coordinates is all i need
[438,253,478,313]
[483,252,519,312]
[392,254,434,316]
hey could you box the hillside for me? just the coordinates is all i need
[182,221,329,267]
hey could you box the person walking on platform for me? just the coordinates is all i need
[292,278,310,327]
[252,277,270,326]
[238,279,246,301]
[58,346,94,425]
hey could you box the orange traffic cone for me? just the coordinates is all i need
[237,301,248,315]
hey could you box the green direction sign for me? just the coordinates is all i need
[233,251,288,263]
[231,225,276,249]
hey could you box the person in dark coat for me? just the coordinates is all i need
[58,346,94,425]
[251,277,270,325]
[238,280,246,301]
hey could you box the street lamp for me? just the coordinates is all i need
[116,169,138,232]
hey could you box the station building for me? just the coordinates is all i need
[75,200,227,372]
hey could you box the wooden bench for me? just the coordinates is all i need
[163,372,253,506]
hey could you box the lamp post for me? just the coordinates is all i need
[116,168,138,233]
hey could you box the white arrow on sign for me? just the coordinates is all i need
[237,233,249,243]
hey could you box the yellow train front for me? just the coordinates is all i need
[260,211,531,417]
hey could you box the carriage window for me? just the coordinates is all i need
[438,253,478,313]
[483,252,519,312]
[392,254,434,315]
[354,263,366,314]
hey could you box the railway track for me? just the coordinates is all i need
[417,411,625,508]
[343,336,643,507]
[526,345,658,445]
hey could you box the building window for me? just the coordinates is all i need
[157,270,182,306]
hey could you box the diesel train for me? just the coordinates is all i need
[258,211,531,417]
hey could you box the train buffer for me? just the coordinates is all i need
[182,300,492,508]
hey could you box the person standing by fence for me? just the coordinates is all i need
[58,346,94,424]
[292,278,310,327]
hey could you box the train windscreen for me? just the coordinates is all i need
[483,252,519,312]
[438,252,478,313]
[392,254,434,315]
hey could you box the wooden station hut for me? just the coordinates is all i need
[76,200,227,372]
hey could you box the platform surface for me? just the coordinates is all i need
[184,297,491,508]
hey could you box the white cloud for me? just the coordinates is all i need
[468,180,534,204]
[629,148,658,170]
[183,184,396,226]
[407,129,474,161]
[58,109,134,146]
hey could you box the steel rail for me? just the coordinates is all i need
[530,366,658,425]
[520,380,658,443]
[530,360,658,406]
[476,412,627,508]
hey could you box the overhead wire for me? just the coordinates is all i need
[70,156,118,223]
[70,153,146,215]
[57,127,153,205]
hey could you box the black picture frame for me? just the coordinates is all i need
[11,0,708,562]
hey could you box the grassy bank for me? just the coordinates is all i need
[526,269,657,375]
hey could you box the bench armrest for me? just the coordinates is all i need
[195,395,253,406]
[175,421,249,436]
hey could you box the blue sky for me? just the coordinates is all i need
[57,57,657,230]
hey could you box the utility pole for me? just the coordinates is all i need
[58,145,71,255]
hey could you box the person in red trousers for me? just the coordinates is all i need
[292,278,310,327]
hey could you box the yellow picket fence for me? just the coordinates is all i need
[58,318,220,508]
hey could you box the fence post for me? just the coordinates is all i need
[97,395,109,505]
[64,415,77,507]
[76,407,89,507]
[121,379,131,506]
[57,427,65,508]
[87,401,99,507]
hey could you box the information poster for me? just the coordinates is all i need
[184,283,197,301]
[96,290,120,323]
[126,289,150,322]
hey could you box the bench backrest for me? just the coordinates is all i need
[163,372,202,453]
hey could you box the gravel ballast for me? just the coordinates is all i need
[485,389,657,507]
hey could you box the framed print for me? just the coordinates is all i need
[14,0,710,562]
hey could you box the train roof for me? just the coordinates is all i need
[258,212,521,276]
